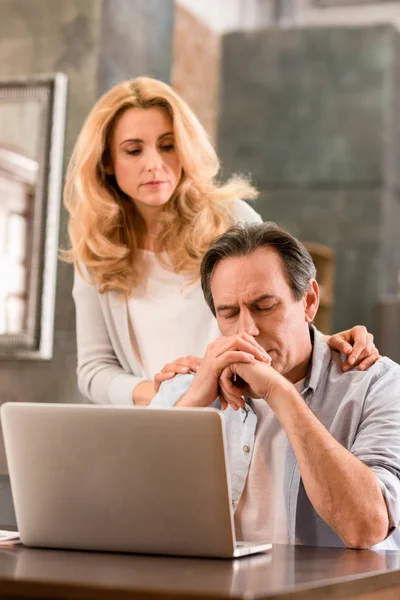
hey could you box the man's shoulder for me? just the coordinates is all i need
[158,373,195,394]
[327,344,400,391]
[151,373,196,408]
[311,328,400,392]
[358,355,400,393]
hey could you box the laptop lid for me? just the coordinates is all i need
[1,403,237,557]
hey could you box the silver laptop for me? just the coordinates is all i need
[1,403,272,558]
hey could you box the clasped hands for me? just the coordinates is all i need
[154,333,286,411]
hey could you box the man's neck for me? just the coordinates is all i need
[284,335,313,385]
[285,357,311,385]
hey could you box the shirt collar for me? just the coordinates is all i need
[303,324,331,394]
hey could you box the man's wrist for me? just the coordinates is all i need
[264,381,300,416]
[176,388,216,408]
[176,389,203,407]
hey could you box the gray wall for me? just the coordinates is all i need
[98,0,174,95]
[0,0,174,525]
[218,24,400,336]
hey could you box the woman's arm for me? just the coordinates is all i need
[73,266,146,405]
[230,199,263,225]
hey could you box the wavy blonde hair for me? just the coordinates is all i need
[63,77,258,294]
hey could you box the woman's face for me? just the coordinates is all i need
[109,106,182,212]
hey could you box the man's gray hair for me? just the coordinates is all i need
[200,222,317,316]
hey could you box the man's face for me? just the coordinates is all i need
[210,247,319,383]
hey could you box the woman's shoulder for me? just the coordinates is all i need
[229,199,263,224]
[73,261,99,297]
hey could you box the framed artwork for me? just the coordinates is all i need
[0,73,67,359]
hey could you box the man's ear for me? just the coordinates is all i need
[304,279,319,323]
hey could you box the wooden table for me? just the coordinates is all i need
[0,544,400,599]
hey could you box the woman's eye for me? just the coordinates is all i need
[126,149,141,156]
[161,144,174,152]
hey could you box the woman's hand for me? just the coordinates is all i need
[154,356,202,393]
[133,381,156,406]
[326,326,380,372]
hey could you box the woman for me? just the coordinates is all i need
[64,77,378,406]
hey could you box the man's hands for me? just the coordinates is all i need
[155,334,291,412]
[174,334,271,409]
[155,333,294,412]
[218,360,290,410]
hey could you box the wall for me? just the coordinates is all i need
[177,0,400,32]
[98,0,174,95]
[172,3,221,137]
[176,0,270,32]
[217,24,400,336]
[296,0,400,29]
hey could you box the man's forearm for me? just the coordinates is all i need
[269,387,389,548]
[175,391,194,407]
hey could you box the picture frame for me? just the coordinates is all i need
[0,73,67,359]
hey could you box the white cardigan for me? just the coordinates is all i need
[73,200,262,405]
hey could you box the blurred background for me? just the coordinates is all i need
[1,0,400,523]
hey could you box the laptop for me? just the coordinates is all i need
[1,403,272,558]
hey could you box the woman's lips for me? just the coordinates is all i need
[143,180,166,189]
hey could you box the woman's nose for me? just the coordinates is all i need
[145,148,163,172]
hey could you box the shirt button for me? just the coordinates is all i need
[243,445,250,453]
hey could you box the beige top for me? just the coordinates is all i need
[234,379,305,544]
[127,250,220,381]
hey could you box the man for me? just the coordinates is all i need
[151,223,400,549]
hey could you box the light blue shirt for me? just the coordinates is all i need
[151,326,400,549]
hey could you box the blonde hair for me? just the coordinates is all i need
[63,77,257,294]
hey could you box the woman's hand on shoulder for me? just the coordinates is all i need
[325,325,381,372]
[154,356,202,393]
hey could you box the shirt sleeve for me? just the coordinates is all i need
[150,374,196,408]
[73,265,146,405]
[350,361,400,535]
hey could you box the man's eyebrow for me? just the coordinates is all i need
[251,294,275,304]
[215,294,275,313]
[215,304,238,314]
[119,132,173,147]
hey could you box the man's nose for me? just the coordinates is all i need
[238,311,259,337]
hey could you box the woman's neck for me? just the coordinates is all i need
[140,234,157,252]
[132,200,164,250]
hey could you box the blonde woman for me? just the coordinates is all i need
[64,77,379,406]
